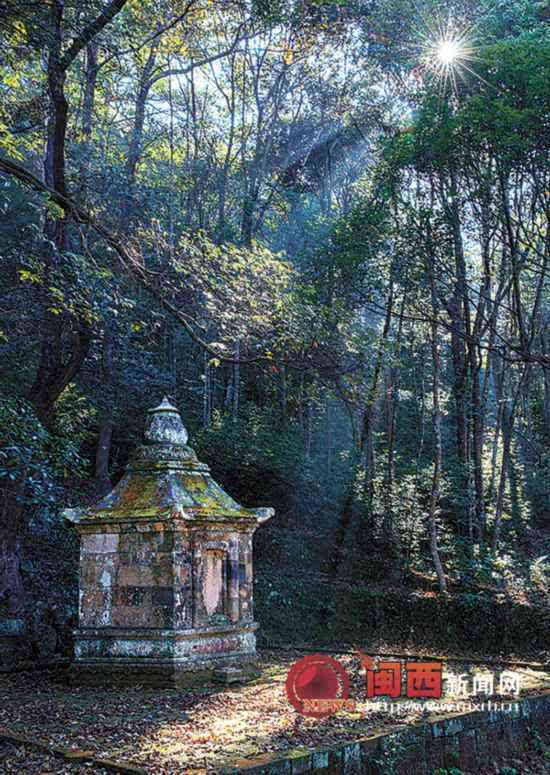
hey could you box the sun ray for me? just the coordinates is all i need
[402,3,492,99]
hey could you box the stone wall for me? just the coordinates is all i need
[222,692,550,774]
[77,522,253,632]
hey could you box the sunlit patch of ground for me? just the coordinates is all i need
[0,650,548,773]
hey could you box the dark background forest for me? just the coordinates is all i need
[0,0,549,658]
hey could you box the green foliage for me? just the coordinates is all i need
[165,230,296,354]
[478,0,547,40]
[257,548,550,650]
[527,725,547,753]
[1,0,550,644]
[194,404,306,507]
[387,37,550,174]
[374,730,408,775]
[0,394,84,512]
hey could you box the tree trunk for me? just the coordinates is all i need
[441,169,472,543]
[425,215,448,594]
[493,411,512,555]
[203,353,212,426]
[92,46,157,480]
[94,327,114,495]
[306,400,313,460]
[488,400,503,505]
[0,474,27,613]
[77,42,99,203]
[492,365,528,553]
[382,287,407,542]
[0,532,23,613]
[232,341,240,420]
[0,0,129,610]
[280,362,287,424]
[469,350,485,542]
[328,286,394,583]
[542,328,550,429]
[27,316,91,425]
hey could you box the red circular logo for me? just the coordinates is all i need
[285,654,350,718]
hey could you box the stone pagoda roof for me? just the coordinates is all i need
[63,398,274,526]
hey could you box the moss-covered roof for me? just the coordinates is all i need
[65,398,273,525]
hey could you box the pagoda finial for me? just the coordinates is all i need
[158,395,176,410]
[144,396,188,445]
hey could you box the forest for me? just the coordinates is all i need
[1,0,549,662]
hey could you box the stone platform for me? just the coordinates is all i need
[71,622,259,687]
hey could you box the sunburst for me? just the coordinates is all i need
[414,12,484,97]
[437,39,462,65]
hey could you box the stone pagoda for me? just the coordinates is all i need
[63,397,273,686]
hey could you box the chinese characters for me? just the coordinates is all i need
[361,656,521,700]
[364,660,443,699]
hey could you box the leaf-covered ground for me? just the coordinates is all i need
[0,742,111,774]
[0,650,549,773]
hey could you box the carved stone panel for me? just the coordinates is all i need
[203,550,224,617]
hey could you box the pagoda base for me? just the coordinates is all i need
[70,622,260,687]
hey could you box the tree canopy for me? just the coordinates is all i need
[0,0,549,625]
